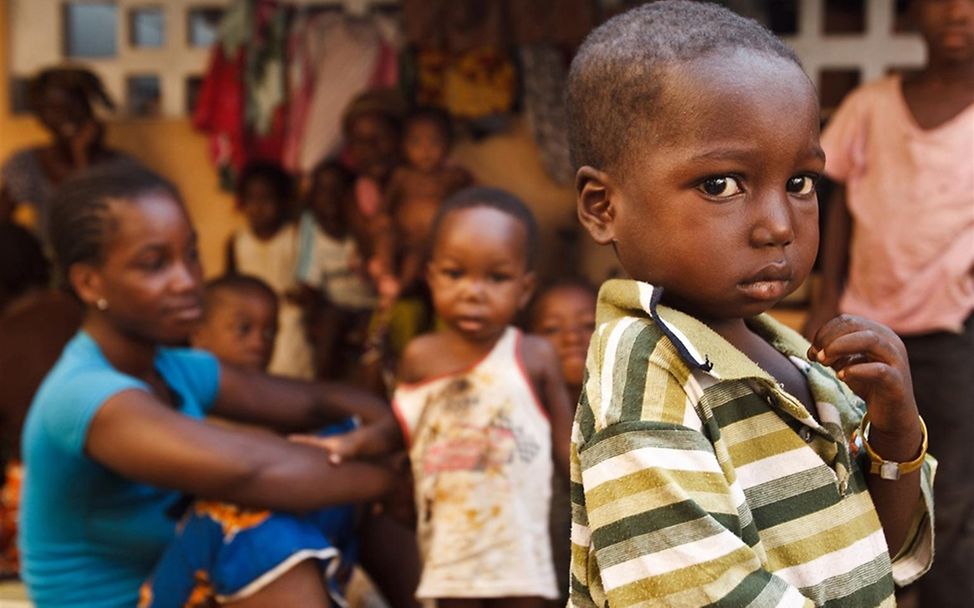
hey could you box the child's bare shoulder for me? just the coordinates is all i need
[398,333,450,384]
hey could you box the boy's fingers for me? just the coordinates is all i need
[812,330,899,367]
[809,314,867,353]
[838,361,900,384]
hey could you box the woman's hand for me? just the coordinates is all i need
[289,416,403,465]
[289,433,355,464]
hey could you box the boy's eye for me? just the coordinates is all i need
[137,255,167,272]
[441,268,462,279]
[539,324,562,336]
[787,175,818,196]
[698,176,743,198]
[489,272,511,283]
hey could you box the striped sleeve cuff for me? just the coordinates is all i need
[890,454,937,585]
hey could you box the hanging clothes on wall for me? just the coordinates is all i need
[192,2,248,188]
[194,0,295,186]
[413,47,516,123]
[283,11,399,173]
[401,0,515,132]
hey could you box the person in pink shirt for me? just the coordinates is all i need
[804,1,973,605]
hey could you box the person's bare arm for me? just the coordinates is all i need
[86,389,394,512]
[808,315,923,555]
[290,416,403,463]
[522,335,573,476]
[210,364,391,433]
[803,185,851,340]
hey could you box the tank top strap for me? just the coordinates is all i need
[480,326,520,370]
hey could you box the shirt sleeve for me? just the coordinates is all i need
[569,363,815,608]
[163,348,222,414]
[820,86,870,183]
[889,454,937,586]
[40,369,146,455]
[0,150,42,206]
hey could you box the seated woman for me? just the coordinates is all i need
[20,166,400,608]
[0,67,139,236]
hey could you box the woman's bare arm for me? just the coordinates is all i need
[210,364,391,433]
[86,389,394,512]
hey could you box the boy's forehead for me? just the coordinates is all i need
[437,207,530,260]
[208,287,275,312]
[629,51,817,155]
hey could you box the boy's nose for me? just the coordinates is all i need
[460,277,487,300]
[750,193,795,248]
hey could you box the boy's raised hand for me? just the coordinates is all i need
[807,315,920,440]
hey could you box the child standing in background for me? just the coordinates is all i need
[296,160,378,381]
[566,2,934,606]
[378,107,474,300]
[226,161,313,379]
[531,279,598,404]
[805,2,973,603]
[393,187,572,608]
[529,279,597,607]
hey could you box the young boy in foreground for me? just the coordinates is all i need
[566,2,935,606]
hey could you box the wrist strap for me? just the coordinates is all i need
[858,412,927,481]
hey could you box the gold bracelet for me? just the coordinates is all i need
[858,412,927,481]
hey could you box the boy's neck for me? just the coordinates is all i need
[699,316,753,348]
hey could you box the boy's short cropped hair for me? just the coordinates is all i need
[202,274,277,320]
[430,186,539,269]
[566,0,800,175]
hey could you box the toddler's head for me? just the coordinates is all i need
[568,0,823,324]
[342,90,403,182]
[307,159,355,236]
[236,161,294,240]
[191,274,278,372]
[530,279,597,395]
[402,107,453,173]
[427,187,538,343]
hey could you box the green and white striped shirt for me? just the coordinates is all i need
[569,280,935,607]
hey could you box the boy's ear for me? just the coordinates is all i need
[576,166,616,246]
[68,263,103,309]
[517,271,537,310]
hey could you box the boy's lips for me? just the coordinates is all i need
[456,316,487,332]
[738,264,792,301]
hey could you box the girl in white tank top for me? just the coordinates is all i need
[392,192,573,606]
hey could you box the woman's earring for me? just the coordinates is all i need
[96,298,108,311]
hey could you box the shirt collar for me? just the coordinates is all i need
[597,278,812,383]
